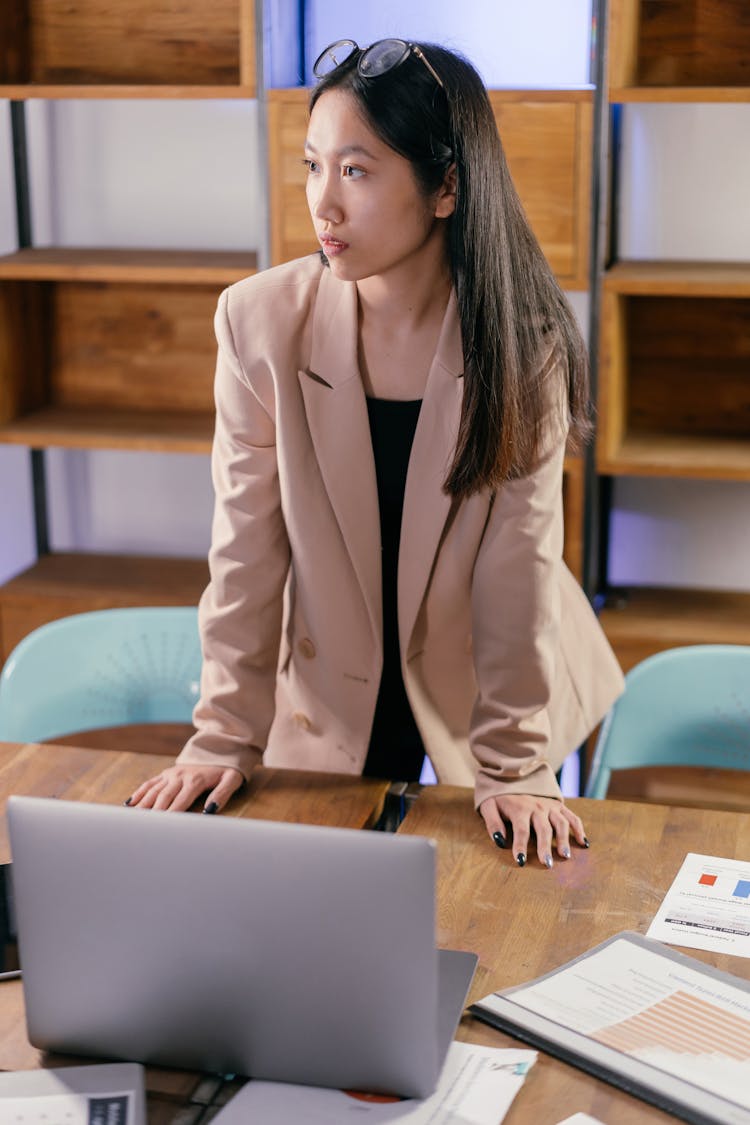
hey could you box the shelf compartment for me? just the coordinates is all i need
[0,552,209,663]
[0,0,255,97]
[268,87,593,289]
[599,586,750,673]
[609,0,750,100]
[0,249,256,454]
[597,262,750,480]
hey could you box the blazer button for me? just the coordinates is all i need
[292,711,313,732]
[298,637,316,659]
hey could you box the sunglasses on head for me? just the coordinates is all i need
[313,38,444,90]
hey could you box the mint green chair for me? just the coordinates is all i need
[584,644,750,798]
[0,607,201,743]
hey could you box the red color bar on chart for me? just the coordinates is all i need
[699,873,717,886]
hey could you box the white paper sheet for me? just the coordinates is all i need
[555,1115,607,1125]
[647,852,750,956]
[211,1042,536,1124]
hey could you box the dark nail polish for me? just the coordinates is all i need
[123,797,132,806]
[203,801,219,816]
[492,831,507,849]
[583,837,590,848]
[516,852,526,867]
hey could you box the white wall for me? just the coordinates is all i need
[302,0,593,87]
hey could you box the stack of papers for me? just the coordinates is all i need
[211,1041,536,1123]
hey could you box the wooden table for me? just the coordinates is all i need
[0,741,390,1123]
[398,786,750,1124]
[4,741,749,1122]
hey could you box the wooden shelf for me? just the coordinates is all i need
[0,553,209,663]
[0,248,256,455]
[0,248,258,284]
[0,406,214,454]
[608,0,750,100]
[599,586,750,673]
[597,262,750,480]
[0,0,256,97]
[603,260,750,296]
[267,87,593,289]
[597,434,750,480]
[610,86,750,103]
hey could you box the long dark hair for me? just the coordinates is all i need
[310,43,591,498]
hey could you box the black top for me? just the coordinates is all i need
[362,397,426,782]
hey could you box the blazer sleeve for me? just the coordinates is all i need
[177,287,291,779]
[469,352,570,806]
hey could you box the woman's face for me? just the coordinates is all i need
[304,88,454,286]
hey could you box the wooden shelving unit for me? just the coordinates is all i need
[598,261,750,480]
[0,0,256,97]
[0,249,256,453]
[595,0,750,678]
[0,1,258,650]
[608,0,750,102]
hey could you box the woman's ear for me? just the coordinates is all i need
[434,163,457,219]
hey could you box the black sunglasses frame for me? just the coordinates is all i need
[313,38,444,90]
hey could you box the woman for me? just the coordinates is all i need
[128,39,624,867]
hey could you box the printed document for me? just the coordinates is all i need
[647,852,750,956]
[211,1041,536,1123]
[472,932,750,1125]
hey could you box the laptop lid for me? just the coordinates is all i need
[7,796,475,1098]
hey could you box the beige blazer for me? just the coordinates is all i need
[178,254,624,806]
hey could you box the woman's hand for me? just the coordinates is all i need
[478,793,589,868]
[125,764,245,813]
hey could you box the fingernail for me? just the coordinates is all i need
[203,801,219,815]
[123,797,132,807]
[516,852,526,867]
[561,847,571,859]
[544,853,554,869]
[492,831,507,849]
[583,837,591,848]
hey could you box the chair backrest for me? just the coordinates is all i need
[0,607,201,743]
[584,644,750,798]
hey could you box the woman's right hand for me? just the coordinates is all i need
[125,764,245,813]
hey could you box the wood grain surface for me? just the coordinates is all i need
[398,785,750,1124]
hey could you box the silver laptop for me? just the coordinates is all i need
[7,795,476,1098]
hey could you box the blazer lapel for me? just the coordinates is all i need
[399,292,464,657]
[298,268,382,654]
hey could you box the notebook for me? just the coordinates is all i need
[7,795,476,1098]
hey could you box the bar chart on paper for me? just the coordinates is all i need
[647,853,750,956]
[475,933,750,1118]
[590,985,750,1099]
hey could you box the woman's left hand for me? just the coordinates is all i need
[478,794,588,868]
